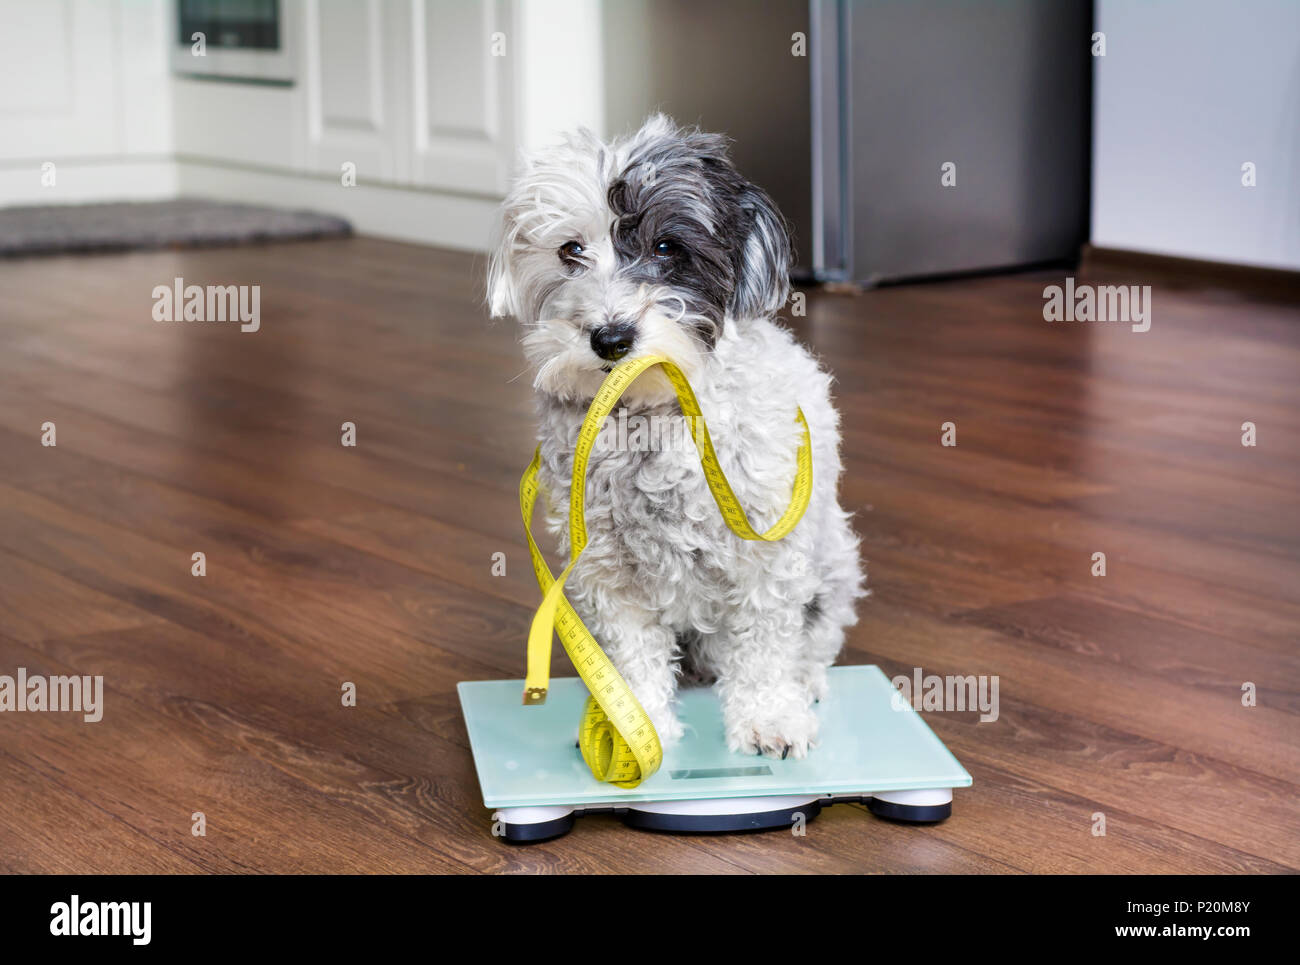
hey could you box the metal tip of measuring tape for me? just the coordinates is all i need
[522,686,548,706]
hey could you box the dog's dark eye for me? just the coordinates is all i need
[653,239,680,259]
[559,241,585,263]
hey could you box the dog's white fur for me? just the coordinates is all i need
[490,116,865,758]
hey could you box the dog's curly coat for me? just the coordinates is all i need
[489,115,865,758]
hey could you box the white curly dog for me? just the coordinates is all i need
[490,115,864,759]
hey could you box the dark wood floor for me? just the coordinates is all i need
[0,237,1295,873]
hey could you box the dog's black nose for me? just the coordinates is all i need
[590,323,636,362]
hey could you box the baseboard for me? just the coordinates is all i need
[1081,244,1300,301]
[0,158,180,206]
[175,159,499,253]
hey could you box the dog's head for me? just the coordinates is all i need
[488,114,792,404]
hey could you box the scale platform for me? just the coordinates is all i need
[458,664,971,842]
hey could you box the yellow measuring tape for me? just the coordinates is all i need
[520,354,814,787]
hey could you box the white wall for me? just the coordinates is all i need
[1092,0,1300,270]
[514,0,604,151]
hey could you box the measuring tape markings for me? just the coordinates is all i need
[521,353,813,787]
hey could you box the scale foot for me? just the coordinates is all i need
[494,806,575,843]
[867,788,953,823]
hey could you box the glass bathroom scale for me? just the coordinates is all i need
[458,664,972,842]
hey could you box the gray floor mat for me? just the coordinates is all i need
[0,198,352,257]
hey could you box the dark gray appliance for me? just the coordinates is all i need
[814,0,1092,284]
[604,0,1091,286]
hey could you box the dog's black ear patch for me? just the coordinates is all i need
[729,182,793,322]
[611,117,793,332]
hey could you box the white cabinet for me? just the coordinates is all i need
[304,0,400,182]
[297,0,515,194]
[0,0,117,160]
[409,0,515,195]
[0,0,173,202]
[0,0,171,162]
[175,0,520,196]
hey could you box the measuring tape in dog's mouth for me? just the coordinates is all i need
[520,353,814,787]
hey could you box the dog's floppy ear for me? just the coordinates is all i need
[486,212,518,319]
[729,182,792,322]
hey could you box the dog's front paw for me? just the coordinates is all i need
[726,703,820,760]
